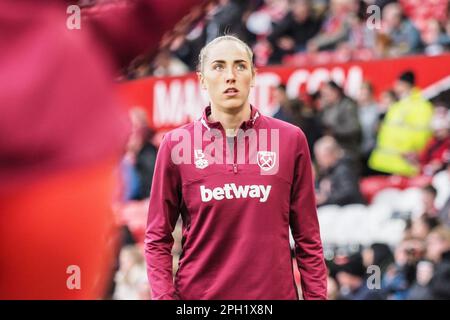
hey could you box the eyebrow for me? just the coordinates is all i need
[211,59,248,64]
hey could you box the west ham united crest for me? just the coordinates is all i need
[257,151,276,171]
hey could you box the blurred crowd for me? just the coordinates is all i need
[271,68,450,299]
[320,214,450,299]
[124,0,450,79]
[107,0,450,301]
[324,225,450,299]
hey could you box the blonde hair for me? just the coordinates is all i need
[197,35,255,74]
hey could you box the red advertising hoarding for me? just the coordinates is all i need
[117,54,450,133]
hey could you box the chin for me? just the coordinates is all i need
[220,99,247,110]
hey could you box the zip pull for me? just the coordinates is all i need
[232,134,238,174]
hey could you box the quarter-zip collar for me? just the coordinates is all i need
[200,105,261,131]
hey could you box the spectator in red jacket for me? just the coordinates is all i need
[419,107,450,176]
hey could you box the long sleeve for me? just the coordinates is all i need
[289,129,327,300]
[144,133,181,300]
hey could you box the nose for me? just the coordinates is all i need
[225,66,236,83]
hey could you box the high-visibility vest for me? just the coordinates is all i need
[369,89,433,176]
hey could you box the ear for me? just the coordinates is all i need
[197,72,206,90]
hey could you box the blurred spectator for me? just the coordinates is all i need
[152,50,189,77]
[314,136,365,206]
[113,245,150,300]
[381,2,423,56]
[362,242,395,274]
[205,0,249,44]
[377,89,398,121]
[406,260,434,299]
[170,8,210,72]
[272,85,323,155]
[421,185,439,218]
[399,0,449,37]
[246,0,290,66]
[369,70,433,176]
[307,0,356,52]
[446,14,450,42]
[409,215,440,241]
[345,0,376,51]
[434,160,450,224]
[335,252,384,299]
[439,204,450,229]
[122,108,157,201]
[422,19,450,56]
[371,0,397,10]
[319,80,362,161]
[357,82,380,176]
[166,1,239,72]
[426,226,450,299]
[271,87,323,155]
[382,238,424,299]
[246,0,290,36]
[120,137,142,201]
[289,97,323,155]
[272,84,294,122]
[267,0,321,63]
[418,107,450,176]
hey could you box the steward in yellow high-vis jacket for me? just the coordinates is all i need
[369,71,433,176]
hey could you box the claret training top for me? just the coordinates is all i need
[145,105,327,300]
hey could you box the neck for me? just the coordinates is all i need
[209,103,252,136]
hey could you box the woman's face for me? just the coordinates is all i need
[199,40,255,112]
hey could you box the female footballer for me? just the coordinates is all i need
[145,35,327,300]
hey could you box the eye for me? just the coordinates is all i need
[236,63,247,71]
[213,64,224,71]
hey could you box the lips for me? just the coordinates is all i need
[223,87,239,97]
